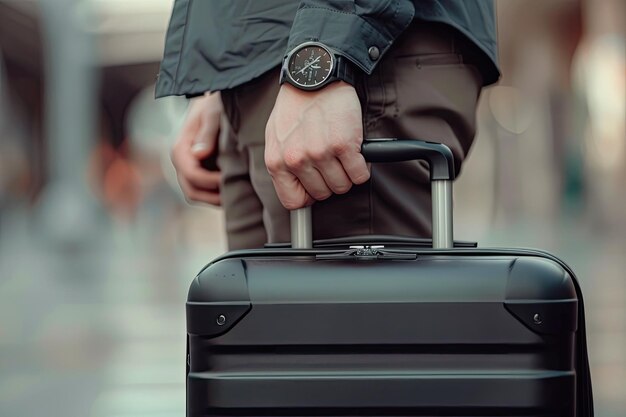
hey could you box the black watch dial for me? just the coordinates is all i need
[287,44,334,89]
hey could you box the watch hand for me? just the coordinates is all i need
[297,56,321,74]
[297,58,318,74]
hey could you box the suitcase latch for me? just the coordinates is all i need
[351,245,384,258]
[316,245,417,261]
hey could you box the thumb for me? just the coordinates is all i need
[191,120,219,160]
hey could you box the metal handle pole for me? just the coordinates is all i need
[289,140,455,249]
[291,181,452,250]
[432,180,453,249]
[291,207,313,249]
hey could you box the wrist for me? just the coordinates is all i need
[194,91,222,116]
[279,81,356,100]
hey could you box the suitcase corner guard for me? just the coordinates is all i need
[187,258,251,337]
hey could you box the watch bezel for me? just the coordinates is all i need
[284,41,335,91]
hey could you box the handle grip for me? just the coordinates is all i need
[291,138,455,249]
[361,139,455,180]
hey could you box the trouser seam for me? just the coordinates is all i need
[368,166,374,234]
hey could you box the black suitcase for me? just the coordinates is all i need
[186,140,593,416]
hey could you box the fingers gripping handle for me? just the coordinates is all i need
[290,139,455,249]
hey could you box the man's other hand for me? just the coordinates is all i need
[171,92,222,206]
[265,82,370,210]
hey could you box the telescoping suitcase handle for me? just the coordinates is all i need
[291,138,455,249]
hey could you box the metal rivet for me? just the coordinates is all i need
[533,313,543,325]
[216,315,227,326]
[368,46,380,61]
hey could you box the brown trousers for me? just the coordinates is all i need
[218,23,483,250]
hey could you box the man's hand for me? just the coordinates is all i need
[265,82,370,210]
[171,92,222,206]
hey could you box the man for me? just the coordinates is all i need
[158,1,499,249]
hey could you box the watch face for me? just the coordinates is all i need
[287,44,334,89]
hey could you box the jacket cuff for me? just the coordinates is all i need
[286,2,414,75]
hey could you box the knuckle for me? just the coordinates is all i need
[188,175,204,189]
[310,189,332,201]
[283,200,300,210]
[283,196,306,210]
[353,170,371,184]
[283,149,307,170]
[308,146,328,161]
[334,182,352,194]
[330,141,350,156]
[265,155,281,173]
[316,192,332,201]
[281,192,310,210]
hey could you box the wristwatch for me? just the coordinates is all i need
[280,41,357,91]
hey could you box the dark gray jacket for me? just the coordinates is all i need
[156,0,499,98]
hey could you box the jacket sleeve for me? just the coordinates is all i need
[286,0,415,74]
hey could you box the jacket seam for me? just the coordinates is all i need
[298,5,355,16]
[391,0,400,27]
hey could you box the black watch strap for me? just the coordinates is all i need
[334,55,357,87]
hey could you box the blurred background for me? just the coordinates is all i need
[0,0,624,415]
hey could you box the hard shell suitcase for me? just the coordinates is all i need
[186,140,593,416]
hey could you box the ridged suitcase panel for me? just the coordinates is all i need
[186,251,578,416]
